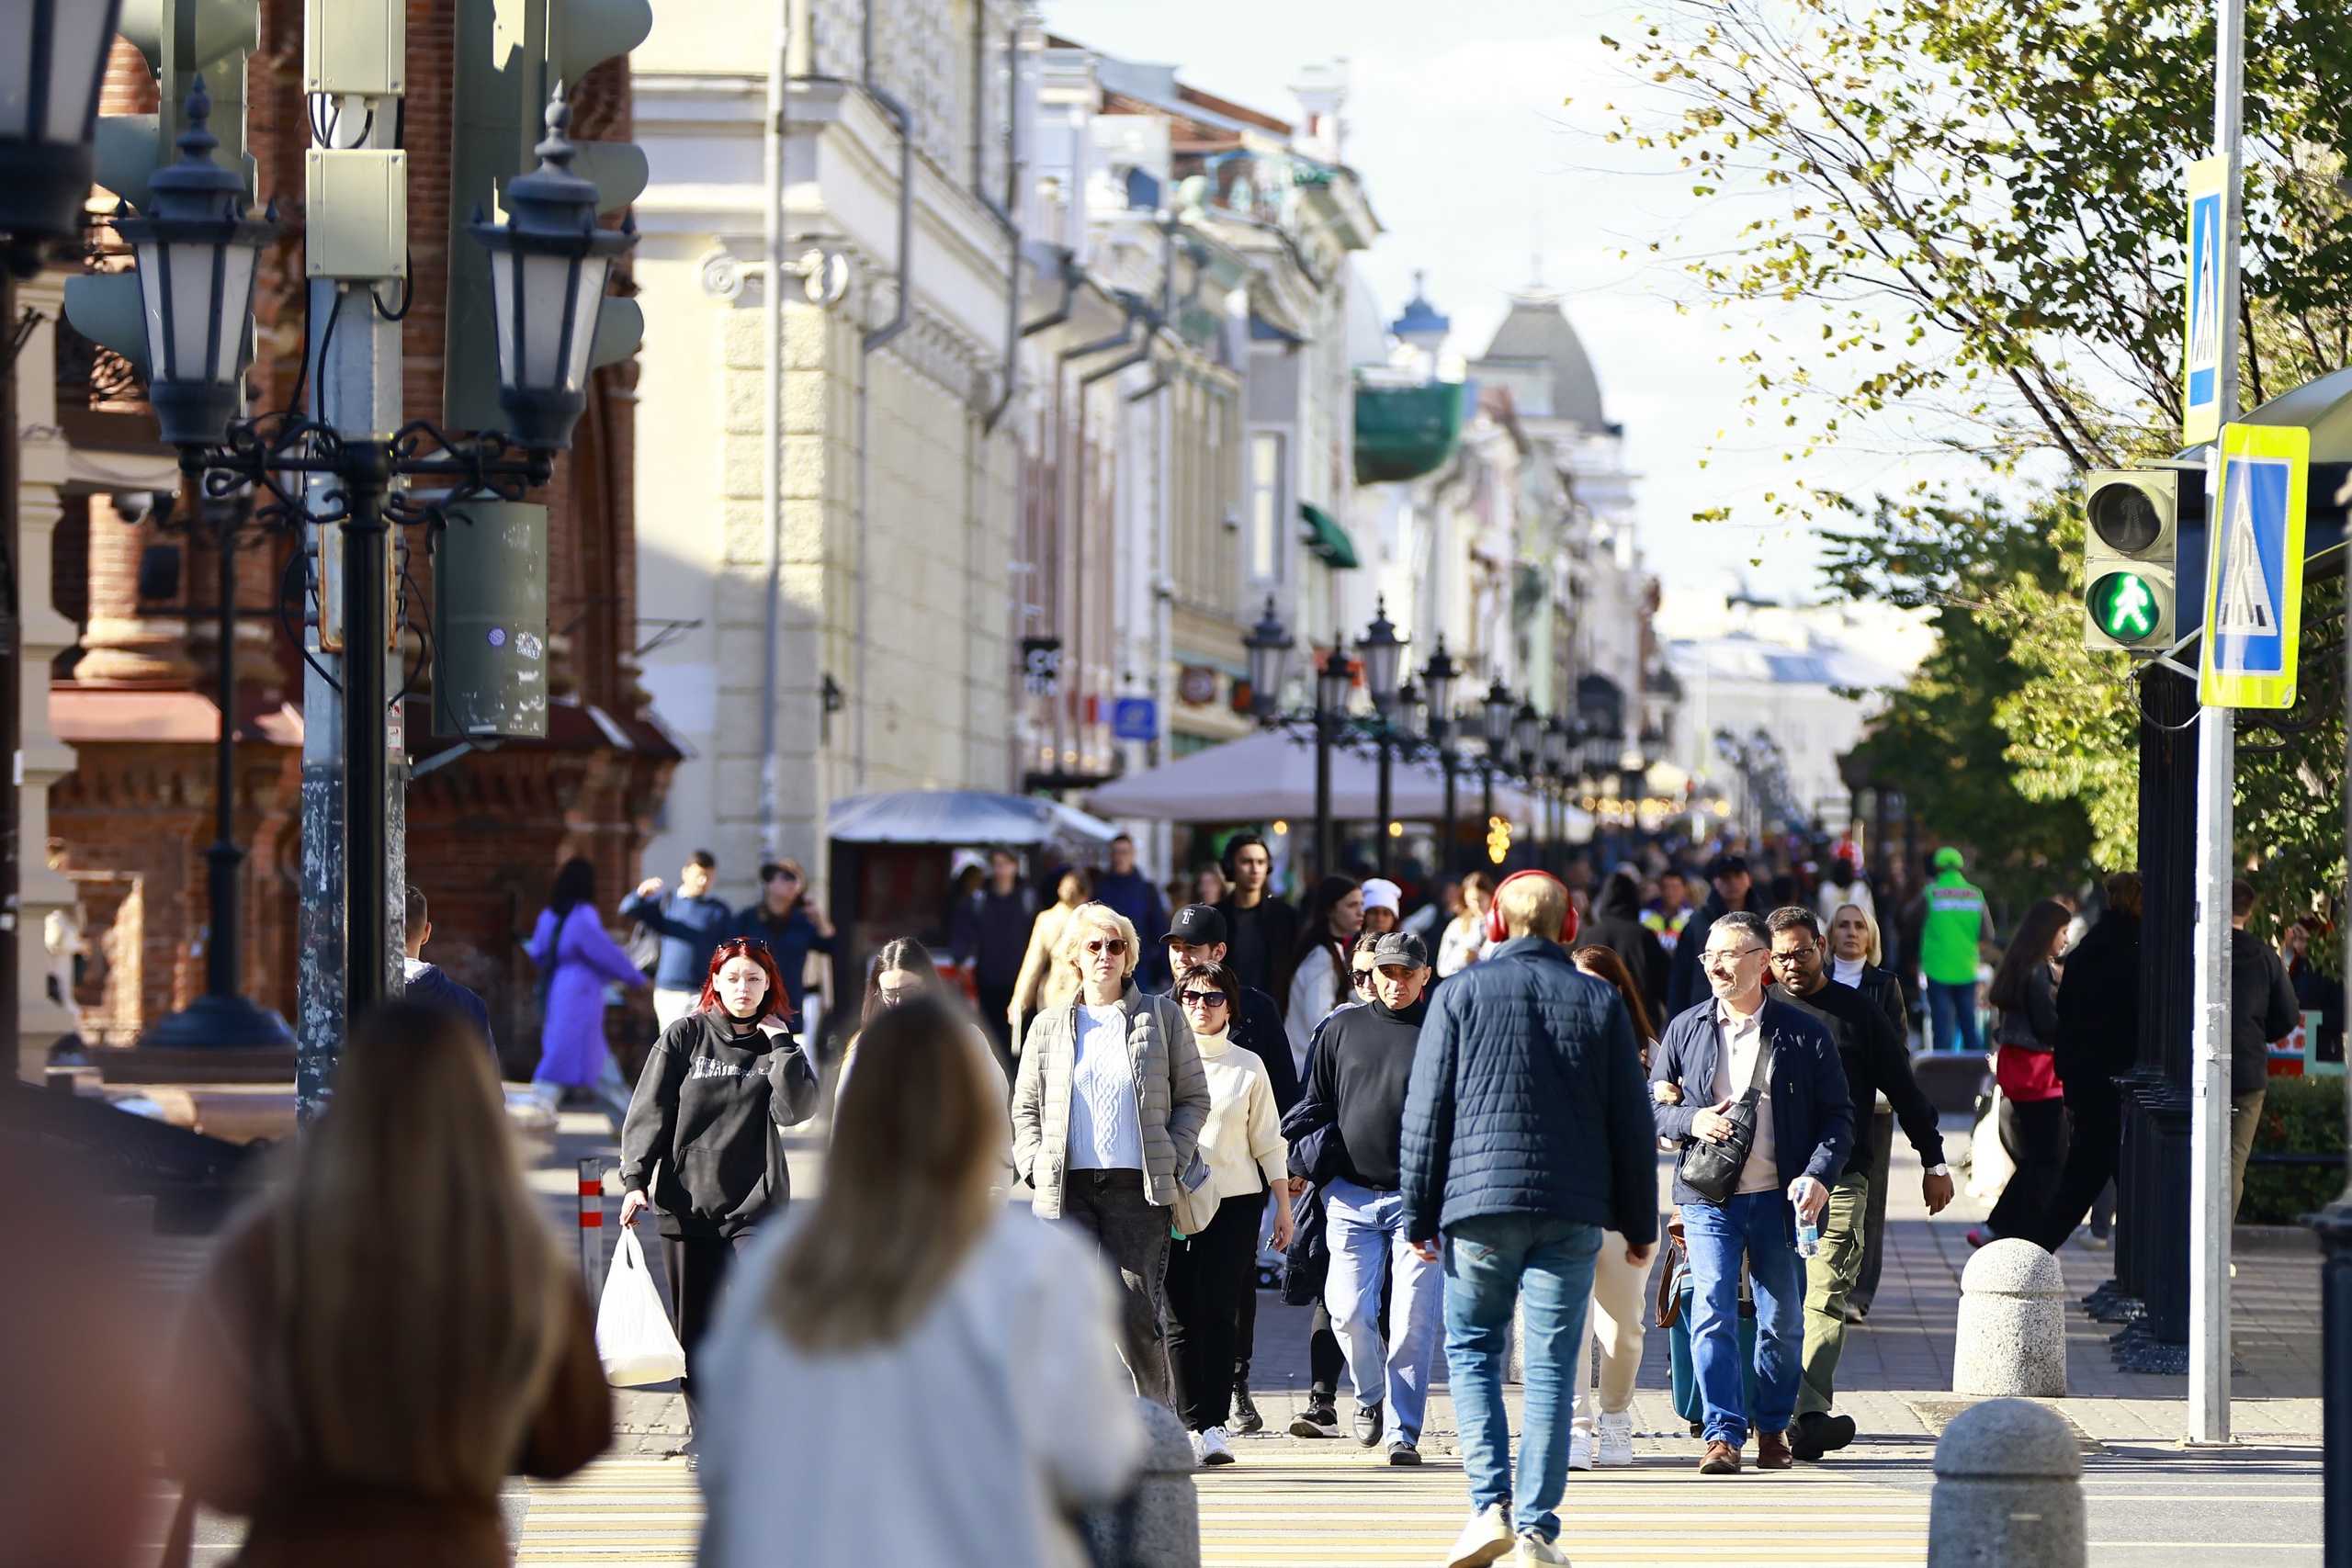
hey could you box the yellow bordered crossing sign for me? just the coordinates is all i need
[2199,422,2308,709]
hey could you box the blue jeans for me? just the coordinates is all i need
[1322,1179,1442,1441]
[1442,1213,1601,1542]
[1680,1195,1804,1447]
[1926,978,1982,1054]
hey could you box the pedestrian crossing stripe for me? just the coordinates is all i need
[516,1451,1930,1566]
[2200,421,2307,710]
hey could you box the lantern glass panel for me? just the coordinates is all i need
[521,251,576,389]
[42,0,113,142]
[0,28,28,141]
[562,254,608,392]
[210,240,257,380]
[490,249,519,388]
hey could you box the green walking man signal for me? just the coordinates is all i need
[2088,571,2163,641]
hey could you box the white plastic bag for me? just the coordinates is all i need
[596,1228,686,1386]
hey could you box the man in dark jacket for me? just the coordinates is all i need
[1652,910,1852,1476]
[1163,901,1295,1437]
[2030,872,2143,1252]
[732,860,838,1021]
[1664,853,1761,1015]
[1584,869,1669,1023]
[1400,874,1657,1563]
[2228,879,2301,1216]
[401,886,494,1057]
[1215,833,1300,996]
[1765,907,1950,1461]
[950,849,1038,1065]
[621,851,736,1031]
[1282,931,1439,1464]
[1094,834,1170,988]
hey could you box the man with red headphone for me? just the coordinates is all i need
[1399,870,1660,1567]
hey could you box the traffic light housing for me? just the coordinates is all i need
[444,0,649,434]
[435,502,549,740]
[2081,469,2180,652]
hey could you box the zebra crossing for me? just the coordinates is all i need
[513,1444,1931,1565]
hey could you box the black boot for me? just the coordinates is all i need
[1231,1385,1264,1435]
[1791,1410,1857,1461]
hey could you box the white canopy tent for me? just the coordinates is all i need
[825,789,1118,847]
[1083,728,1578,831]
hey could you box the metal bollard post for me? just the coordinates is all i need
[1927,1398,2085,1568]
[577,1157,609,1297]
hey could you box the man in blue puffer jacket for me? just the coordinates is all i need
[1650,909,1852,1478]
[1400,873,1657,1568]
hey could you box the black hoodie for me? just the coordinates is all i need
[1583,873,1669,1024]
[620,1010,820,1239]
[2052,909,2141,1091]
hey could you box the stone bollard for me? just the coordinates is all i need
[1077,1397,1200,1568]
[1953,1238,2068,1396]
[1927,1398,2085,1568]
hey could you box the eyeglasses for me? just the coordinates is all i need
[1770,944,1817,963]
[1702,946,1766,971]
[1178,990,1229,1009]
[1085,939,1128,954]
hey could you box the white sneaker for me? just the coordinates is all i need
[1197,1426,1235,1466]
[1515,1531,1571,1566]
[1595,1411,1634,1467]
[1444,1503,1515,1568]
[1566,1430,1596,1472]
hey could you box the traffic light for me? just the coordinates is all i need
[2080,469,2180,652]
[68,0,261,378]
[444,0,649,434]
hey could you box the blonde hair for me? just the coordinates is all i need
[1060,900,1140,982]
[1498,874,1568,941]
[276,1002,568,1497]
[768,997,1002,1350]
[1830,902,1883,965]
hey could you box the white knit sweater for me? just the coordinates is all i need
[1189,1028,1288,1202]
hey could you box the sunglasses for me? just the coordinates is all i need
[1178,990,1229,1009]
[1085,938,1128,954]
[1352,968,1377,987]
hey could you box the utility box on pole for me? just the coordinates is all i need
[433,501,549,740]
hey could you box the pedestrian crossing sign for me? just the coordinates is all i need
[2199,422,2307,708]
[2182,158,2229,445]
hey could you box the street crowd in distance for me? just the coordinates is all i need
[9,829,2333,1568]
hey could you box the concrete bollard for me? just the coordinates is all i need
[1927,1398,2085,1568]
[1077,1397,1200,1568]
[1953,1238,2068,1396]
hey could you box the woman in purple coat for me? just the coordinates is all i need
[529,857,650,1131]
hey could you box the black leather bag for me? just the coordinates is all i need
[1677,1041,1773,1204]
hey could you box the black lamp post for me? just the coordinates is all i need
[1244,595,1293,724]
[1359,600,1406,876]
[1511,697,1542,860]
[1480,677,1513,863]
[1421,638,1460,875]
[1543,714,1572,871]
[0,0,121,1079]
[131,83,628,1038]
[1313,645,1352,879]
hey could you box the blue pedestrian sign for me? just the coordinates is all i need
[2182,157,2228,445]
[2199,422,2308,709]
[1112,697,1159,740]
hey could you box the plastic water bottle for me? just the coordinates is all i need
[1795,1218,1821,1258]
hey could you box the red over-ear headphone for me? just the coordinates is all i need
[1486,869,1577,946]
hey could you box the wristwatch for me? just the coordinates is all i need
[1924,1163,1951,1178]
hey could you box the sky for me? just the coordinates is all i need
[1043,0,1978,602]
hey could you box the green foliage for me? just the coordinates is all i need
[2240,1073,2350,1225]
[2233,577,2348,964]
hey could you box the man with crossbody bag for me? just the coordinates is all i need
[1650,911,1852,1475]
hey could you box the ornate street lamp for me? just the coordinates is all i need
[111,78,279,448]
[1359,601,1407,874]
[1480,677,1513,860]
[468,91,638,451]
[1421,639,1461,873]
[0,0,122,274]
[1396,679,1426,746]
[1543,713,1574,864]
[1511,698,1543,776]
[1243,596,1293,723]
[1313,646,1353,878]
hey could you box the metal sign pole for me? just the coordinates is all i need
[2187,0,2245,1447]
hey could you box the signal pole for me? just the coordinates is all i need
[2187,0,2245,1446]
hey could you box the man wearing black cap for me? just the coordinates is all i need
[1165,902,1298,1437]
[1281,930,1440,1465]
[1666,853,1762,1016]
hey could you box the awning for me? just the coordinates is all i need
[825,789,1119,848]
[1354,381,1463,485]
[1083,728,1553,824]
[1300,502,1359,569]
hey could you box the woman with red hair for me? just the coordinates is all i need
[619,937,820,1397]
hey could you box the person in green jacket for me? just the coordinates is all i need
[1919,847,1993,1054]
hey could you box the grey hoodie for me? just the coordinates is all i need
[620,1010,820,1239]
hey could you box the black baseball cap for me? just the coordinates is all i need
[1370,931,1430,970]
[1705,853,1750,881]
[1165,904,1229,947]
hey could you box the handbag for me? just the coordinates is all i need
[595,1229,688,1386]
[1676,1035,1773,1204]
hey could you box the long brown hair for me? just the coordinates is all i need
[1573,944,1658,1045]
[767,996,1002,1350]
[1988,898,2073,1014]
[276,1002,568,1496]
